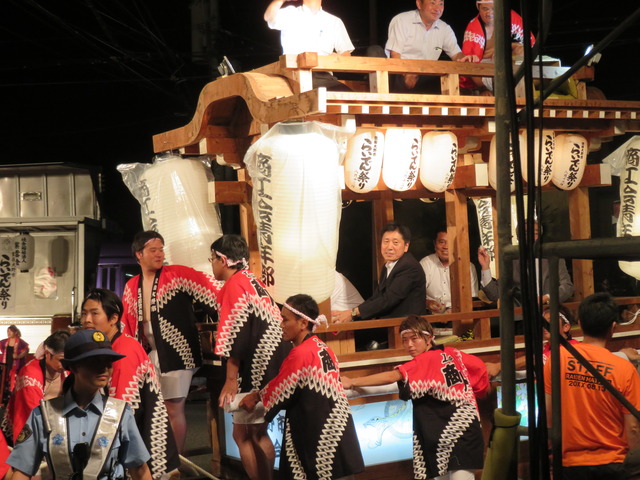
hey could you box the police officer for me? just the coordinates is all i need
[8,329,152,480]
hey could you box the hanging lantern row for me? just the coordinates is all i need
[489,131,588,192]
[344,128,458,194]
[345,128,588,194]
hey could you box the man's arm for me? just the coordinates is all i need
[557,259,574,303]
[625,413,640,450]
[264,0,288,24]
[219,357,240,407]
[128,463,153,480]
[358,261,423,319]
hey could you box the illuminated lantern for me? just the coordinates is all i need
[118,155,223,274]
[473,198,496,274]
[420,131,458,192]
[488,134,516,192]
[552,134,588,190]
[344,128,384,193]
[14,232,35,272]
[520,129,555,186]
[617,137,640,280]
[382,129,421,191]
[244,121,349,304]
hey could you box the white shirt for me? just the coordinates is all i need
[268,5,354,56]
[385,10,461,60]
[420,253,479,307]
[331,271,364,310]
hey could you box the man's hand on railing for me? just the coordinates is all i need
[331,310,353,324]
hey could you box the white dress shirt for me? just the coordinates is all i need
[420,253,479,308]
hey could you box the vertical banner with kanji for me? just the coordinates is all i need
[0,238,16,311]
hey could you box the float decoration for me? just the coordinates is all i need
[552,134,588,190]
[420,131,458,193]
[344,128,384,193]
[382,129,421,192]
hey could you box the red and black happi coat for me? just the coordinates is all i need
[122,265,222,373]
[214,269,291,392]
[2,358,68,445]
[261,335,365,480]
[109,332,180,478]
[396,345,485,479]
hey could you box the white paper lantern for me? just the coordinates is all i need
[139,156,223,274]
[244,121,349,304]
[489,134,516,192]
[344,128,384,193]
[520,130,555,186]
[473,197,496,274]
[14,232,35,272]
[617,137,640,280]
[420,131,458,192]
[382,128,421,191]
[552,134,588,190]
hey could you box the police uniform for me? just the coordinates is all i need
[8,329,150,479]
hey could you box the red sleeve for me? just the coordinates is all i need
[460,351,490,399]
[0,433,10,479]
[121,277,139,337]
[10,383,42,443]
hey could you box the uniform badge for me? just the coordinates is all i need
[16,424,32,444]
[97,436,109,447]
[92,331,105,342]
[52,433,64,446]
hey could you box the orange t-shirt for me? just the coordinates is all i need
[544,342,640,466]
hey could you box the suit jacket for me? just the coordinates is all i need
[358,252,428,319]
[481,258,574,304]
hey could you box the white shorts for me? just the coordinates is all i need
[149,348,197,400]
[225,392,267,425]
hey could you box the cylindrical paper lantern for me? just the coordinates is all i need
[14,232,35,272]
[552,134,588,190]
[489,134,516,192]
[344,128,384,193]
[382,128,421,191]
[420,131,458,192]
[473,197,496,274]
[245,121,347,304]
[138,156,223,274]
[617,137,640,279]
[520,129,555,186]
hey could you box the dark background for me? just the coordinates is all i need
[3,0,639,296]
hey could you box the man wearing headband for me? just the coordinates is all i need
[8,329,152,480]
[342,315,486,480]
[121,230,222,454]
[544,293,640,478]
[2,330,70,445]
[240,294,364,480]
[385,0,473,93]
[211,234,291,480]
[460,0,534,93]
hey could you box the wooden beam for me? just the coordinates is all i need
[569,186,594,300]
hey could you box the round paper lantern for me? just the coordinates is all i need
[244,121,348,304]
[344,128,384,193]
[382,129,421,191]
[420,131,458,192]
[552,134,588,190]
[123,155,223,274]
[520,130,555,186]
[488,134,516,192]
[617,137,640,280]
[14,232,35,272]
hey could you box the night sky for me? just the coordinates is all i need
[2,0,639,241]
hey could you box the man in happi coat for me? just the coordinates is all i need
[122,230,222,454]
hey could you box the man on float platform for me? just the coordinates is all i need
[386,0,473,93]
[332,223,427,350]
[264,0,354,91]
[8,329,152,480]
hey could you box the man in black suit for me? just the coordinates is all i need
[332,223,427,349]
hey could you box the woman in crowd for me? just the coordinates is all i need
[240,293,364,480]
[0,325,29,396]
[2,330,69,445]
[342,314,486,480]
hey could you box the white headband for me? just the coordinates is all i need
[283,303,328,332]
[400,329,432,337]
[214,250,248,270]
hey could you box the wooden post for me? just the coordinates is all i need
[569,187,594,300]
[445,189,474,335]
